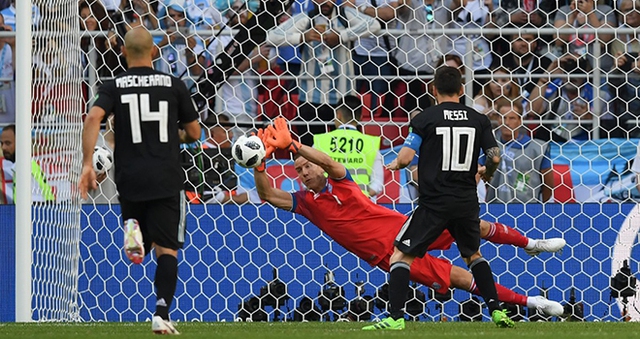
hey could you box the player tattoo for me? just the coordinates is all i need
[483,146,501,181]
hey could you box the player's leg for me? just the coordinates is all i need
[147,192,186,335]
[448,266,564,316]
[364,207,446,330]
[479,220,566,256]
[119,197,149,264]
[449,215,513,328]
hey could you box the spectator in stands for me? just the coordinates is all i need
[0,13,14,125]
[203,113,234,149]
[483,98,553,203]
[472,66,521,115]
[186,0,223,29]
[449,0,496,95]
[313,95,383,198]
[537,55,609,141]
[265,0,380,146]
[394,0,449,114]
[0,124,55,204]
[501,29,553,116]
[0,1,9,12]
[79,1,123,81]
[0,0,41,30]
[122,0,160,30]
[99,0,126,15]
[611,0,640,135]
[491,0,560,56]
[349,0,406,117]
[553,0,616,69]
[155,1,196,78]
[207,0,267,136]
[273,0,312,92]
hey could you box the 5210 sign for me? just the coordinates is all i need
[330,137,364,153]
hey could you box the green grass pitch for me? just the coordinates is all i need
[2,322,640,339]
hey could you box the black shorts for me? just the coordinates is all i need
[394,204,480,258]
[119,192,186,255]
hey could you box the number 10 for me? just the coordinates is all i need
[435,127,475,171]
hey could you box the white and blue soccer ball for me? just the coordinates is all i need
[232,135,266,168]
[93,145,113,175]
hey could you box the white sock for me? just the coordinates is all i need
[525,238,537,250]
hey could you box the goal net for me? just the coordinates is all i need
[31,0,84,321]
[5,0,640,322]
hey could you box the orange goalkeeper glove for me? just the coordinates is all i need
[253,127,275,172]
[265,117,302,154]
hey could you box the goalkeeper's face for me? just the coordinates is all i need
[294,157,326,192]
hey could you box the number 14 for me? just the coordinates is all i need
[121,93,169,144]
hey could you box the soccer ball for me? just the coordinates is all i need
[93,146,113,175]
[232,135,266,168]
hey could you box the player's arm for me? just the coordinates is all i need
[255,169,294,210]
[176,78,202,143]
[479,115,500,182]
[482,147,500,182]
[266,117,346,179]
[297,146,346,179]
[80,106,107,198]
[180,120,201,143]
[386,132,419,170]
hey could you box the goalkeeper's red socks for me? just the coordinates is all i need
[484,222,529,248]
[469,279,528,307]
[154,254,178,320]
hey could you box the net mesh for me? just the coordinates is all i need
[12,0,640,322]
[29,0,84,321]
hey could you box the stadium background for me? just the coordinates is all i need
[2,0,640,324]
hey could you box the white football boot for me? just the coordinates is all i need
[123,219,144,264]
[524,238,566,257]
[531,296,565,317]
[152,315,180,335]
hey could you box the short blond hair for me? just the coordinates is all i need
[495,97,523,116]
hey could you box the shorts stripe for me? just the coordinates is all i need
[178,190,186,243]
[395,213,413,242]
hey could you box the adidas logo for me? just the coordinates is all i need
[402,239,410,247]
[156,298,167,307]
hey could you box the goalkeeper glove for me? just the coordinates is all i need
[265,117,302,154]
[253,127,275,172]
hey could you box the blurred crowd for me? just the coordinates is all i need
[3,0,640,204]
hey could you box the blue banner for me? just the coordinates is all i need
[1,204,638,322]
[549,139,640,202]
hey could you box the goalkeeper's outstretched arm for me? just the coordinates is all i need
[297,146,346,180]
[255,169,293,211]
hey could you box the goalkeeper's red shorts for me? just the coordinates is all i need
[377,253,452,295]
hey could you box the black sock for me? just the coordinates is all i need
[388,261,411,320]
[154,254,178,320]
[469,257,501,313]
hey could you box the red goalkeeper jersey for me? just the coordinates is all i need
[291,172,408,266]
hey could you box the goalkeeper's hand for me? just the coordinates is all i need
[253,127,275,172]
[265,117,302,154]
